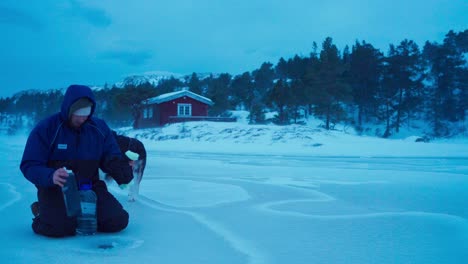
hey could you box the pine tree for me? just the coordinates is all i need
[302,46,321,117]
[350,41,384,129]
[230,72,253,110]
[187,73,203,95]
[275,58,288,79]
[306,37,351,130]
[156,77,184,95]
[380,40,424,135]
[206,73,232,116]
[423,30,467,135]
[266,79,292,124]
[251,62,275,123]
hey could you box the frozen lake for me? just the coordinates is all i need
[1,136,467,264]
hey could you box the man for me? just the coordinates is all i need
[20,84,133,238]
[112,130,147,202]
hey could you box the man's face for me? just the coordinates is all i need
[70,114,89,128]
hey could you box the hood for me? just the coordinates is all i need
[60,85,97,120]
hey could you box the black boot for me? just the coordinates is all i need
[30,201,40,217]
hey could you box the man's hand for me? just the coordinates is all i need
[53,168,69,187]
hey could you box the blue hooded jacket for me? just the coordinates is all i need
[20,85,132,187]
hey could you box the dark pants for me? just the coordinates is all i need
[32,180,129,237]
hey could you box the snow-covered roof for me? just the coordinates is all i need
[144,90,214,105]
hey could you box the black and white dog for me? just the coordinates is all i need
[127,155,144,201]
[112,131,147,201]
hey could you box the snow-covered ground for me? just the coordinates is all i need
[0,119,467,264]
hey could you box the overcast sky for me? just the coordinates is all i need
[0,0,467,97]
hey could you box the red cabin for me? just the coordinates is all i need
[135,90,214,128]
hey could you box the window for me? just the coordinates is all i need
[178,104,192,116]
[143,106,153,119]
[148,107,153,118]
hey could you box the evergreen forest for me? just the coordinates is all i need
[1,30,467,138]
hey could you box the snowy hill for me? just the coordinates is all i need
[116,71,184,87]
[113,112,468,158]
[114,71,218,88]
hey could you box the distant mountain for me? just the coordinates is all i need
[10,88,66,102]
[115,71,217,88]
[11,89,43,98]
[4,71,223,98]
[116,71,185,88]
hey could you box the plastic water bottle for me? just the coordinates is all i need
[76,182,97,235]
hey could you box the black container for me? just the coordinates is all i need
[62,170,82,217]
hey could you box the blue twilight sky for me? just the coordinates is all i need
[0,0,467,97]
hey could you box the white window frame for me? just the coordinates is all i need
[143,106,153,119]
[148,107,153,118]
[177,104,192,116]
